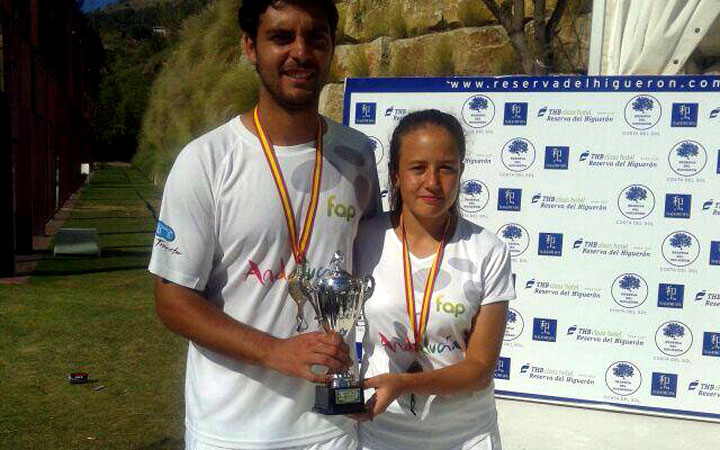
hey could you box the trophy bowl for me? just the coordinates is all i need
[289,251,374,415]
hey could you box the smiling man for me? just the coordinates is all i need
[149,1,381,449]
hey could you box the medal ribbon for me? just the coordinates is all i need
[400,214,451,351]
[253,105,323,264]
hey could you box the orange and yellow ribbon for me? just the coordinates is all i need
[400,214,451,351]
[252,105,323,264]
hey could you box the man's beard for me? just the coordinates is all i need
[257,67,324,112]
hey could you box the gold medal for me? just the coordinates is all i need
[252,106,323,331]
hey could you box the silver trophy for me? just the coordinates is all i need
[288,251,374,415]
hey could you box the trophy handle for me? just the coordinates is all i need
[301,276,332,333]
[362,275,375,301]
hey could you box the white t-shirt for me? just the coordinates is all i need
[354,213,516,450]
[149,116,380,449]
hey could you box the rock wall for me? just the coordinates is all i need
[320,1,719,123]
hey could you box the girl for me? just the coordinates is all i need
[354,109,515,450]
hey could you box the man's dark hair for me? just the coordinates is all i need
[388,109,466,212]
[238,0,339,43]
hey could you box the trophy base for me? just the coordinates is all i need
[312,385,366,415]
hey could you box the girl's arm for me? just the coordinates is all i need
[362,301,508,418]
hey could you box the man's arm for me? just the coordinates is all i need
[154,277,351,383]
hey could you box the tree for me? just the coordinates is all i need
[632,96,654,112]
[502,225,523,240]
[676,142,699,159]
[613,362,634,378]
[625,186,647,203]
[670,233,693,249]
[479,0,569,75]
[508,139,529,154]
[507,310,517,323]
[663,323,685,339]
[463,181,484,196]
[618,275,640,291]
[469,96,489,111]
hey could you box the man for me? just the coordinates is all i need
[149,1,380,448]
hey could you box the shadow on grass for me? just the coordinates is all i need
[32,264,150,277]
[134,437,184,449]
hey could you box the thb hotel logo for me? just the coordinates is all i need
[658,283,684,309]
[355,102,377,124]
[703,332,720,357]
[671,103,698,127]
[544,146,569,170]
[710,241,720,266]
[498,188,522,211]
[664,194,692,218]
[651,372,678,398]
[504,102,528,125]
[538,232,563,256]
[532,318,557,342]
[494,357,511,380]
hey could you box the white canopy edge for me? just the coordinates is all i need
[588,0,720,75]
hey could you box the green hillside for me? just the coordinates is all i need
[90,0,210,162]
[133,0,257,182]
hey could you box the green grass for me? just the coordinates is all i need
[0,165,187,449]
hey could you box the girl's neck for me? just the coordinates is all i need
[394,209,453,258]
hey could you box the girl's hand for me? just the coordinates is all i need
[346,373,405,422]
[363,373,405,417]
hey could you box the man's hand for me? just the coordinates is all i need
[266,331,352,384]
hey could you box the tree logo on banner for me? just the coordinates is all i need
[367,136,385,167]
[617,184,656,220]
[611,273,648,308]
[605,361,642,396]
[459,179,490,213]
[497,223,530,257]
[655,321,693,356]
[501,137,536,172]
[624,94,662,130]
[504,308,524,341]
[668,140,707,177]
[461,94,495,128]
[662,231,700,266]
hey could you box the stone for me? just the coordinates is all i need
[387,27,522,76]
[53,228,100,256]
[333,37,393,79]
[703,61,720,74]
[319,83,346,124]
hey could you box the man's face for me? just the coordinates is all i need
[243,2,334,112]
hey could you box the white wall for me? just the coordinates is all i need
[497,398,720,450]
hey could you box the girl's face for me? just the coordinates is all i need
[393,124,463,221]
